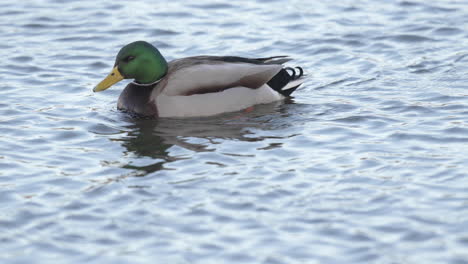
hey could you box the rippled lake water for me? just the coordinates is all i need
[1,0,468,263]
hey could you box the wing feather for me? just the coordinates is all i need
[160,57,283,96]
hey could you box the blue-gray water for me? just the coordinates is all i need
[1,0,468,263]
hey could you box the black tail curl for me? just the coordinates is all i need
[267,66,304,96]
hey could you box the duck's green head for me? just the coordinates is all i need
[94,41,168,92]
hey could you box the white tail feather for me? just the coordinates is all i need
[281,77,305,91]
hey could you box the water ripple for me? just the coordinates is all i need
[1,0,468,263]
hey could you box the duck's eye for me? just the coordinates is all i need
[124,56,135,63]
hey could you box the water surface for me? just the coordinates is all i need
[1,0,468,263]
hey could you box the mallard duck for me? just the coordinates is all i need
[94,41,305,117]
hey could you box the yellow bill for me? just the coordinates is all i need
[93,66,124,92]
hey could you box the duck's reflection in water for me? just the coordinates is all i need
[117,100,297,175]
